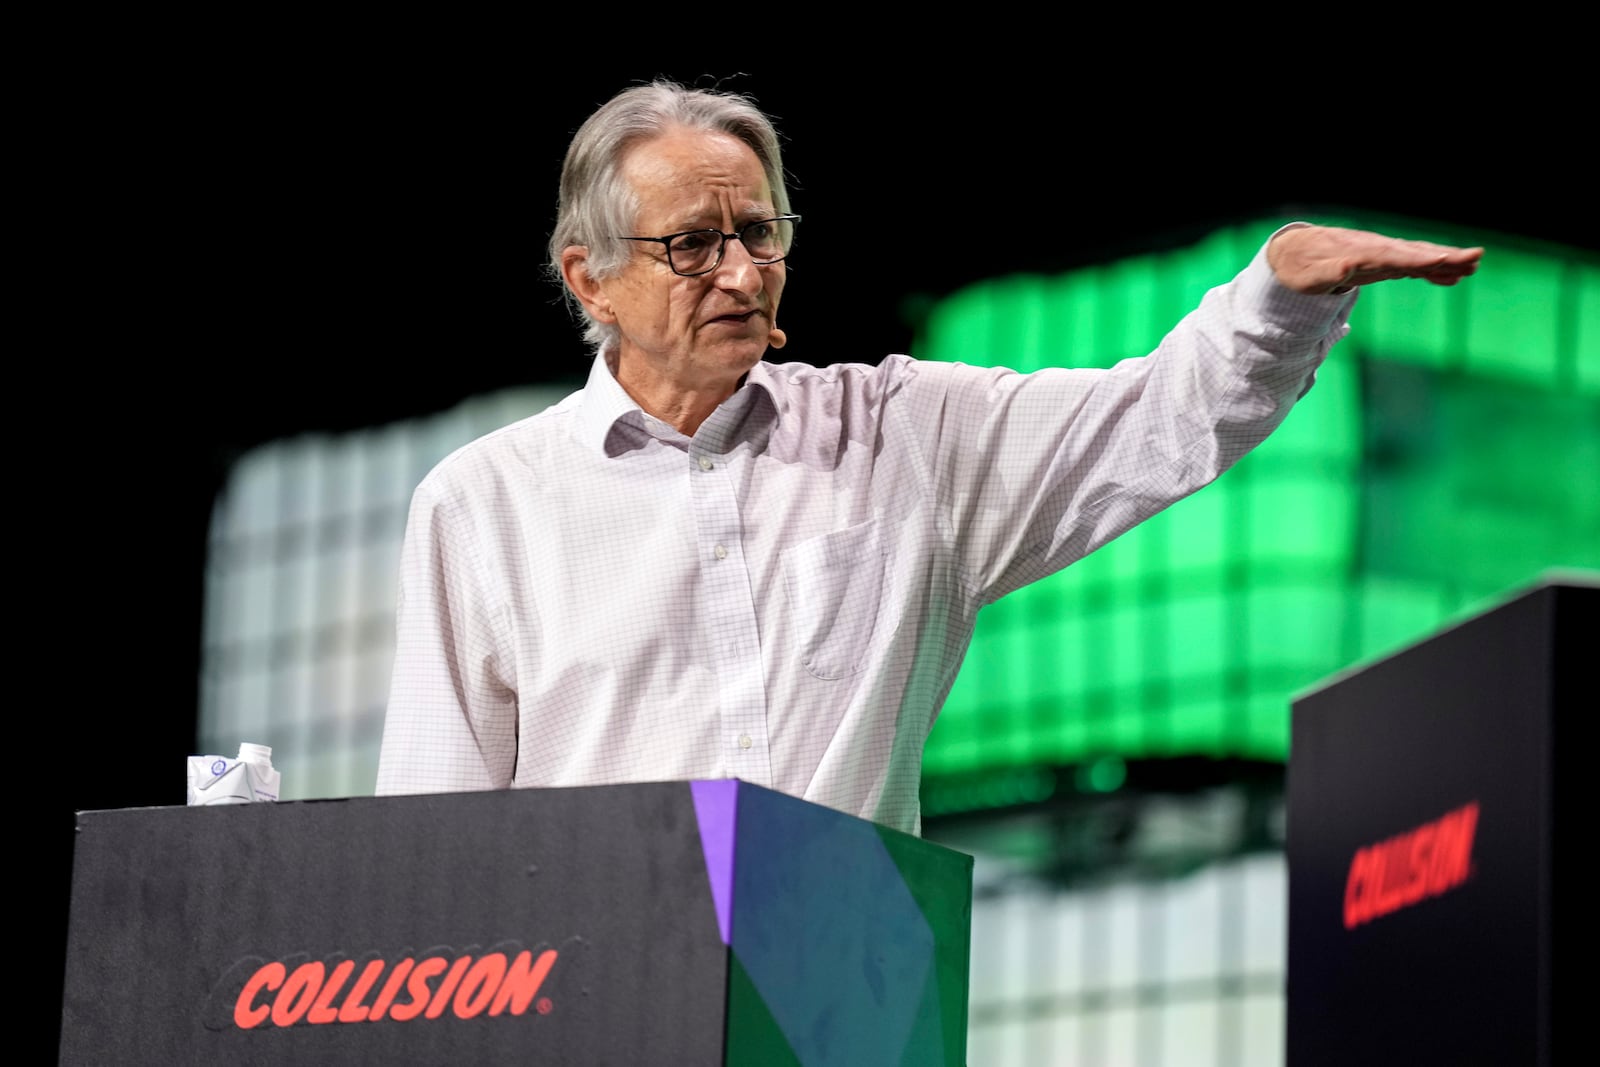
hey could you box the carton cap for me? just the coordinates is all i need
[237,743,274,767]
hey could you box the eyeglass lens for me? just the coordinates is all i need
[668,218,796,275]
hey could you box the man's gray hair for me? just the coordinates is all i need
[547,80,792,353]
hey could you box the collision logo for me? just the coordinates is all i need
[1343,800,1479,929]
[205,943,560,1031]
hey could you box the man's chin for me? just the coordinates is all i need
[700,331,772,365]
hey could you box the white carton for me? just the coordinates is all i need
[187,743,281,805]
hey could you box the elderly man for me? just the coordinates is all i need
[375,81,1480,833]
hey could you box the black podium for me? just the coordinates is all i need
[1287,578,1591,1065]
[60,779,973,1065]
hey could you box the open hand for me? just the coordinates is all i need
[1267,225,1483,295]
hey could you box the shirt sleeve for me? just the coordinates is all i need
[374,476,519,795]
[911,233,1356,604]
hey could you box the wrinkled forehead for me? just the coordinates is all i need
[621,127,775,230]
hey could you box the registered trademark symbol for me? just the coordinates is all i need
[536,997,553,1015]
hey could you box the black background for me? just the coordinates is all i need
[42,48,1593,1043]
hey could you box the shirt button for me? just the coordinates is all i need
[698,456,714,471]
[714,545,728,560]
[738,734,753,749]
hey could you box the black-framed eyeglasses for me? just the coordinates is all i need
[621,215,800,277]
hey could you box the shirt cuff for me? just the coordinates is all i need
[1238,222,1359,338]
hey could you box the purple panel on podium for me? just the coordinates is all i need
[690,779,737,946]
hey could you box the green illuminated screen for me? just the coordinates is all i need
[917,217,1599,782]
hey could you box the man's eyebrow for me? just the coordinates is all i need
[737,207,781,225]
[661,204,777,233]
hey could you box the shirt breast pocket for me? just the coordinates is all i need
[782,520,888,680]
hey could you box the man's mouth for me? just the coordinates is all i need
[709,310,760,326]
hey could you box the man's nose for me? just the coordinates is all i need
[713,235,764,295]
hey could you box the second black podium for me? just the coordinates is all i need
[1287,578,1590,1065]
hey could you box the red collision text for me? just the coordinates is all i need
[228,948,558,1030]
[1343,800,1479,930]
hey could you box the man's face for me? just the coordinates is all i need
[594,127,786,394]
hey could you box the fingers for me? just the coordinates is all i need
[1391,242,1483,275]
[1347,246,1483,288]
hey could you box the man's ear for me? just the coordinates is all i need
[561,247,615,323]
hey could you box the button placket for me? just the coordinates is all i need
[689,445,772,784]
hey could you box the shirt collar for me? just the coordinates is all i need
[572,349,647,455]
[572,349,783,457]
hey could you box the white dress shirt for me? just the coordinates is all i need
[376,238,1354,834]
